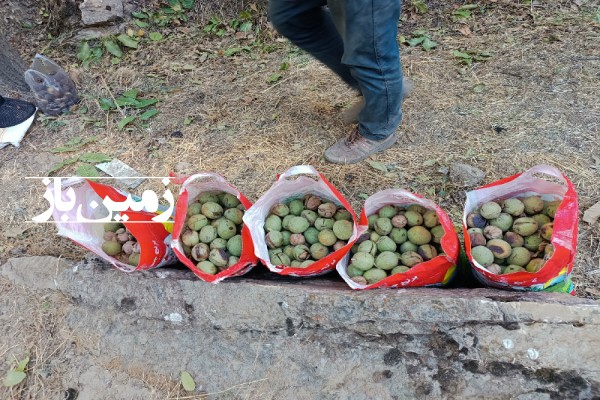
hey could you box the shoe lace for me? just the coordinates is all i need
[345,128,362,146]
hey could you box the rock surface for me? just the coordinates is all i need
[1,256,599,399]
[80,0,124,26]
[449,162,486,187]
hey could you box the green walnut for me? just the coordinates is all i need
[532,214,551,228]
[378,205,397,219]
[333,241,347,252]
[400,241,418,253]
[198,260,217,275]
[504,232,524,248]
[224,208,244,225]
[407,204,427,215]
[208,248,228,267]
[217,219,237,240]
[318,229,337,246]
[418,244,438,261]
[301,210,318,225]
[288,199,305,216]
[375,251,399,270]
[199,225,217,244]
[293,245,311,261]
[198,192,219,204]
[544,200,561,219]
[282,215,293,230]
[128,253,140,266]
[347,264,364,278]
[333,220,353,241]
[226,235,242,257]
[522,196,544,215]
[526,258,545,273]
[201,202,224,219]
[401,251,423,267]
[283,245,295,259]
[374,217,393,236]
[377,236,397,253]
[407,226,432,245]
[367,214,379,230]
[503,265,525,274]
[351,276,368,285]
[351,252,375,271]
[483,225,503,240]
[423,210,439,228]
[471,246,494,267]
[228,256,240,267]
[271,203,290,217]
[103,231,116,242]
[486,264,502,275]
[187,202,202,217]
[318,202,337,218]
[271,251,291,266]
[494,257,506,266]
[182,230,200,247]
[364,268,388,284]
[310,243,329,260]
[304,195,322,211]
[540,223,553,241]
[304,227,320,245]
[507,247,531,267]
[282,231,291,246]
[512,217,539,236]
[404,211,423,227]
[466,213,487,229]
[391,214,408,229]
[469,232,487,247]
[265,215,282,232]
[290,260,302,267]
[489,213,513,232]
[102,240,122,256]
[103,222,123,233]
[210,238,227,250]
[314,218,335,231]
[480,201,502,220]
[221,193,240,208]
[467,227,483,234]
[524,234,544,252]
[390,228,408,244]
[266,231,284,249]
[210,218,226,229]
[334,209,352,221]
[392,265,410,274]
[290,233,305,246]
[370,232,380,242]
[358,240,377,256]
[501,198,525,217]
[430,226,445,244]
[300,260,314,268]
[486,239,512,259]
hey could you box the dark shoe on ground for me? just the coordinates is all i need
[341,76,415,125]
[324,128,397,164]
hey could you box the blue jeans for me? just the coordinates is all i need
[269,0,403,140]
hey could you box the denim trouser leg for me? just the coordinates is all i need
[269,0,358,89]
[269,0,403,140]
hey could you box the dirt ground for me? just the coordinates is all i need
[0,0,599,396]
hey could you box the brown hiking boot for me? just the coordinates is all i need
[341,76,415,125]
[324,128,397,164]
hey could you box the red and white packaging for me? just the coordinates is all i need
[244,165,363,277]
[170,172,257,283]
[337,189,460,289]
[464,164,578,292]
[50,179,177,272]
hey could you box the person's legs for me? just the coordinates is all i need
[329,0,404,140]
[269,0,358,89]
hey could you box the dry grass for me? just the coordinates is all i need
[0,0,598,298]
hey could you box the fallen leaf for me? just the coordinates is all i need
[16,357,29,373]
[180,371,196,392]
[368,161,388,173]
[458,26,472,36]
[583,201,600,225]
[79,153,111,163]
[76,164,100,179]
[117,115,136,130]
[3,370,26,387]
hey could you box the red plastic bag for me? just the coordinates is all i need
[337,189,460,289]
[170,172,257,283]
[49,179,177,271]
[244,165,362,277]
[463,165,578,293]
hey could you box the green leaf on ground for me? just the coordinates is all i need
[358,193,369,200]
[99,98,116,111]
[180,371,196,392]
[183,116,194,125]
[181,0,195,9]
[76,164,99,179]
[266,73,282,83]
[132,11,148,19]
[16,357,29,373]
[149,32,163,41]
[117,115,136,130]
[140,109,158,120]
[117,34,138,49]
[104,40,123,57]
[122,89,139,99]
[421,37,437,51]
[239,21,253,32]
[368,161,388,173]
[279,62,289,71]
[411,0,429,13]
[79,153,111,163]
[133,99,158,108]
[77,42,91,61]
[406,36,425,47]
[134,20,149,28]
[224,47,242,56]
[3,370,26,387]
[48,157,79,175]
